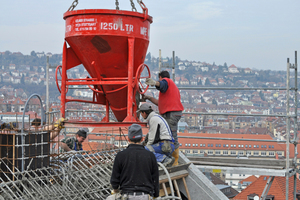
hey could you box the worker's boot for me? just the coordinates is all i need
[172,148,179,166]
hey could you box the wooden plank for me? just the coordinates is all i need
[159,170,189,183]
[162,183,168,197]
[182,177,191,200]
[159,163,191,176]
[173,179,181,198]
[159,187,171,197]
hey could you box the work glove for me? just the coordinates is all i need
[145,78,156,86]
[54,118,66,129]
[111,189,119,195]
[143,95,152,100]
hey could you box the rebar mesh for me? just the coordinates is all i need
[0,149,120,200]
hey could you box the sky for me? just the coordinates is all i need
[1,0,300,71]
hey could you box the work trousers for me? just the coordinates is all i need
[161,111,182,149]
[106,193,151,200]
[145,141,175,162]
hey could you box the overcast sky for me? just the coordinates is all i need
[1,0,300,70]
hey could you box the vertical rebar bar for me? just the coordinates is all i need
[286,58,290,200]
[46,56,50,118]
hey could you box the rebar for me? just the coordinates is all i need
[0,149,119,199]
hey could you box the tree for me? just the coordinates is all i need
[30,51,36,57]
[146,52,151,60]
[204,78,211,86]
[197,79,202,86]
[200,96,206,103]
[212,98,218,105]
[4,51,11,56]
[21,75,25,84]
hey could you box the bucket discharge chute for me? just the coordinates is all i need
[58,4,152,123]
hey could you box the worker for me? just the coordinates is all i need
[138,103,175,167]
[110,124,159,200]
[31,118,65,140]
[0,120,17,130]
[60,129,87,152]
[144,70,184,166]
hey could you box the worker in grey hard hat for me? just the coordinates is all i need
[137,103,175,167]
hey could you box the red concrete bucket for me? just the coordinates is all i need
[59,8,152,122]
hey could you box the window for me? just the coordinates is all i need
[272,145,274,148]
[180,143,182,146]
[185,150,190,153]
[269,145,271,148]
[215,150,221,155]
[277,152,282,156]
[211,144,213,147]
[254,145,256,148]
[261,145,264,148]
[231,144,233,147]
[196,144,198,147]
[200,150,205,154]
[261,151,266,156]
[208,144,210,147]
[239,151,244,156]
[185,144,188,147]
[234,145,236,147]
[215,144,218,147]
[269,152,275,156]
[193,144,195,147]
[249,145,251,148]
[188,144,191,147]
[223,150,228,155]
[193,150,198,154]
[223,144,226,147]
[230,151,236,155]
[241,145,244,148]
[200,144,202,147]
[226,144,229,147]
[246,145,248,148]
[203,144,206,147]
[253,151,259,156]
[264,145,267,148]
[208,150,214,155]
[238,145,240,147]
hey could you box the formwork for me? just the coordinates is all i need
[0,129,51,182]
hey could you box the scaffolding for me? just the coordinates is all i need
[166,51,298,200]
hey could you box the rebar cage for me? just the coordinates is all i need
[0,148,120,200]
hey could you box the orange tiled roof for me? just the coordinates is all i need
[239,175,258,184]
[233,176,300,200]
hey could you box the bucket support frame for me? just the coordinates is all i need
[59,38,142,124]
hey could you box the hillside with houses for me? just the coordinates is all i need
[0,51,298,142]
